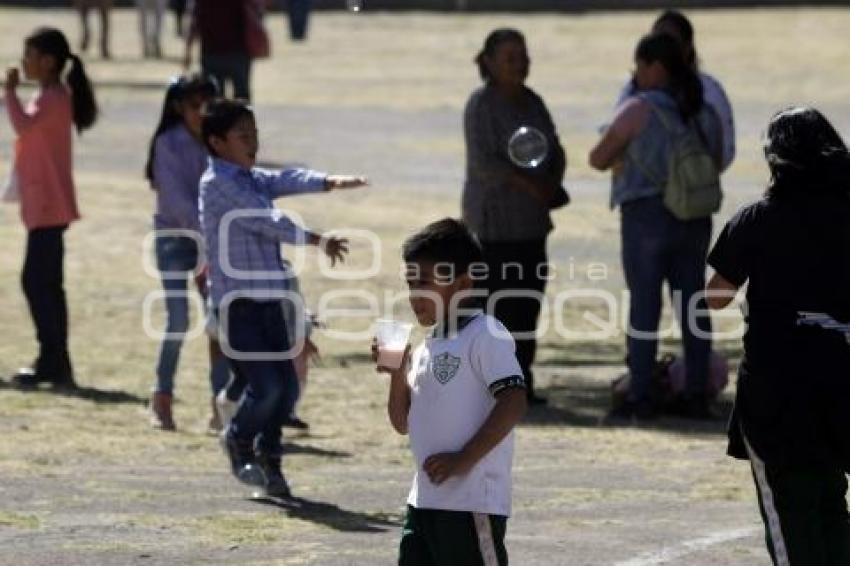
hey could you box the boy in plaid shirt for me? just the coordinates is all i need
[200,99,365,496]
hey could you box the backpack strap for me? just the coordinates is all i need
[623,99,667,186]
[651,100,714,157]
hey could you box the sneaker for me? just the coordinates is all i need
[257,454,292,499]
[223,430,264,486]
[150,391,176,431]
[12,364,75,390]
[215,389,242,429]
[282,414,309,430]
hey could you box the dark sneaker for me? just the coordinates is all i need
[282,414,309,430]
[224,431,264,486]
[257,454,292,499]
[11,366,75,390]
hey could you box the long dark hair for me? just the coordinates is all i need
[474,28,526,82]
[635,32,703,120]
[763,107,850,200]
[144,74,218,184]
[25,27,97,133]
[652,10,697,69]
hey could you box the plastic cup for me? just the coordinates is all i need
[374,319,413,369]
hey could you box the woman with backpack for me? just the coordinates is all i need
[589,32,722,420]
[615,10,735,172]
[706,107,850,565]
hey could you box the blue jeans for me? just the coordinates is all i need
[155,235,229,395]
[620,196,712,403]
[224,299,299,456]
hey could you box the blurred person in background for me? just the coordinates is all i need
[72,0,111,59]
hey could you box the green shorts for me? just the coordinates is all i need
[398,505,508,566]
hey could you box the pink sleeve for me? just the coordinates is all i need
[608,97,651,142]
[4,89,55,135]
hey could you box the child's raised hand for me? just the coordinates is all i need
[325,175,368,190]
[5,68,20,91]
[372,338,411,377]
[319,235,349,266]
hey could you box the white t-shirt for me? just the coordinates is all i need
[616,71,736,171]
[406,313,524,517]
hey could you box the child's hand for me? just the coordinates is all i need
[319,235,349,266]
[5,68,20,91]
[422,451,474,485]
[325,175,368,190]
[372,338,410,377]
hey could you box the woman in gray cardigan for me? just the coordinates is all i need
[462,28,567,405]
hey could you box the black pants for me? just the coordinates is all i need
[22,226,71,376]
[201,52,252,101]
[287,0,311,40]
[480,239,547,399]
[399,506,508,566]
[743,425,850,566]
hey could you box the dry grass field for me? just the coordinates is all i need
[1,6,849,565]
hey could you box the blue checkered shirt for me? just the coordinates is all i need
[200,157,327,306]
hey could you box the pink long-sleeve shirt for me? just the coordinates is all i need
[4,84,80,230]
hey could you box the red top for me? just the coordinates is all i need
[5,85,80,230]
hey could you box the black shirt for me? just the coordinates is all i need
[707,194,850,470]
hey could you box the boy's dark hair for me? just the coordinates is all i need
[403,218,483,275]
[201,98,254,157]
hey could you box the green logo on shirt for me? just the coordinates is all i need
[432,352,461,384]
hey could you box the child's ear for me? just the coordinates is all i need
[207,134,224,154]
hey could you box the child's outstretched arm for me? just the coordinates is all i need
[423,388,526,485]
[258,168,367,199]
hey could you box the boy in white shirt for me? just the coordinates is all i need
[373,218,527,565]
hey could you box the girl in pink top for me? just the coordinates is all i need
[4,27,98,388]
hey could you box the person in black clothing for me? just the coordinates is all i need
[706,107,850,566]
